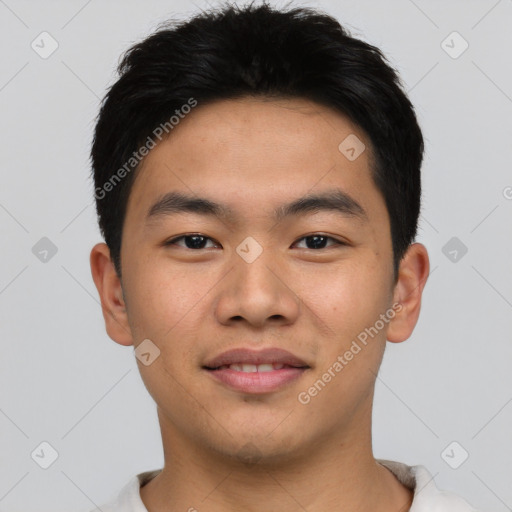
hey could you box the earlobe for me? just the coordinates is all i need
[386,243,430,344]
[90,242,134,346]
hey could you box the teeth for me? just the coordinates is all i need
[256,363,274,372]
[227,363,286,372]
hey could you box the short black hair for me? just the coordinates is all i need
[90,0,424,281]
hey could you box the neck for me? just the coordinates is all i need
[140,403,413,512]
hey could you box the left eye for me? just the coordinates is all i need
[165,234,344,250]
[293,235,344,250]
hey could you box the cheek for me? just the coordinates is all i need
[297,265,390,416]
[125,258,206,338]
[125,266,202,407]
[295,256,390,336]
[123,260,213,399]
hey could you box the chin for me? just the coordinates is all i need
[208,426,308,467]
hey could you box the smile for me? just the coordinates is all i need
[217,362,290,372]
[205,365,308,393]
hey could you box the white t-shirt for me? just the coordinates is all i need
[90,459,480,511]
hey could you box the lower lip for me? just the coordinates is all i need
[205,367,308,394]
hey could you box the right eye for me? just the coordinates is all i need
[164,234,220,250]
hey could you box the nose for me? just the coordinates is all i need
[213,245,301,329]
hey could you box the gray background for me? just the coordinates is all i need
[0,0,511,510]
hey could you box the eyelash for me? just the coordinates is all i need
[164,233,346,250]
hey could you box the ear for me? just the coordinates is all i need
[90,242,134,346]
[387,243,430,343]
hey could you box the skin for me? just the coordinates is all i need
[90,96,429,512]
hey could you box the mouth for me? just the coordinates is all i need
[203,348,310,394]
[209,362,304,372]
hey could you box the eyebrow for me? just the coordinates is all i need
[145,189,368,225]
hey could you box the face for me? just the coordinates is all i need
[91,96,428,464]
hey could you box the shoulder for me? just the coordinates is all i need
[88,469,162,512]
[377,459,480,512]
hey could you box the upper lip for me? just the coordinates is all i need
[203,348,310,369]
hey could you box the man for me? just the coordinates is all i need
[89,2,479,510]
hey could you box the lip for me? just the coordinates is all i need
[203,347,309,369]
[205,366,308,394]
[203,348,310,394]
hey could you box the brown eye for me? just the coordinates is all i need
[165,234,219,249]
[293,234,344,250]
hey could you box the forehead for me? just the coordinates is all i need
[125,96,383,226]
